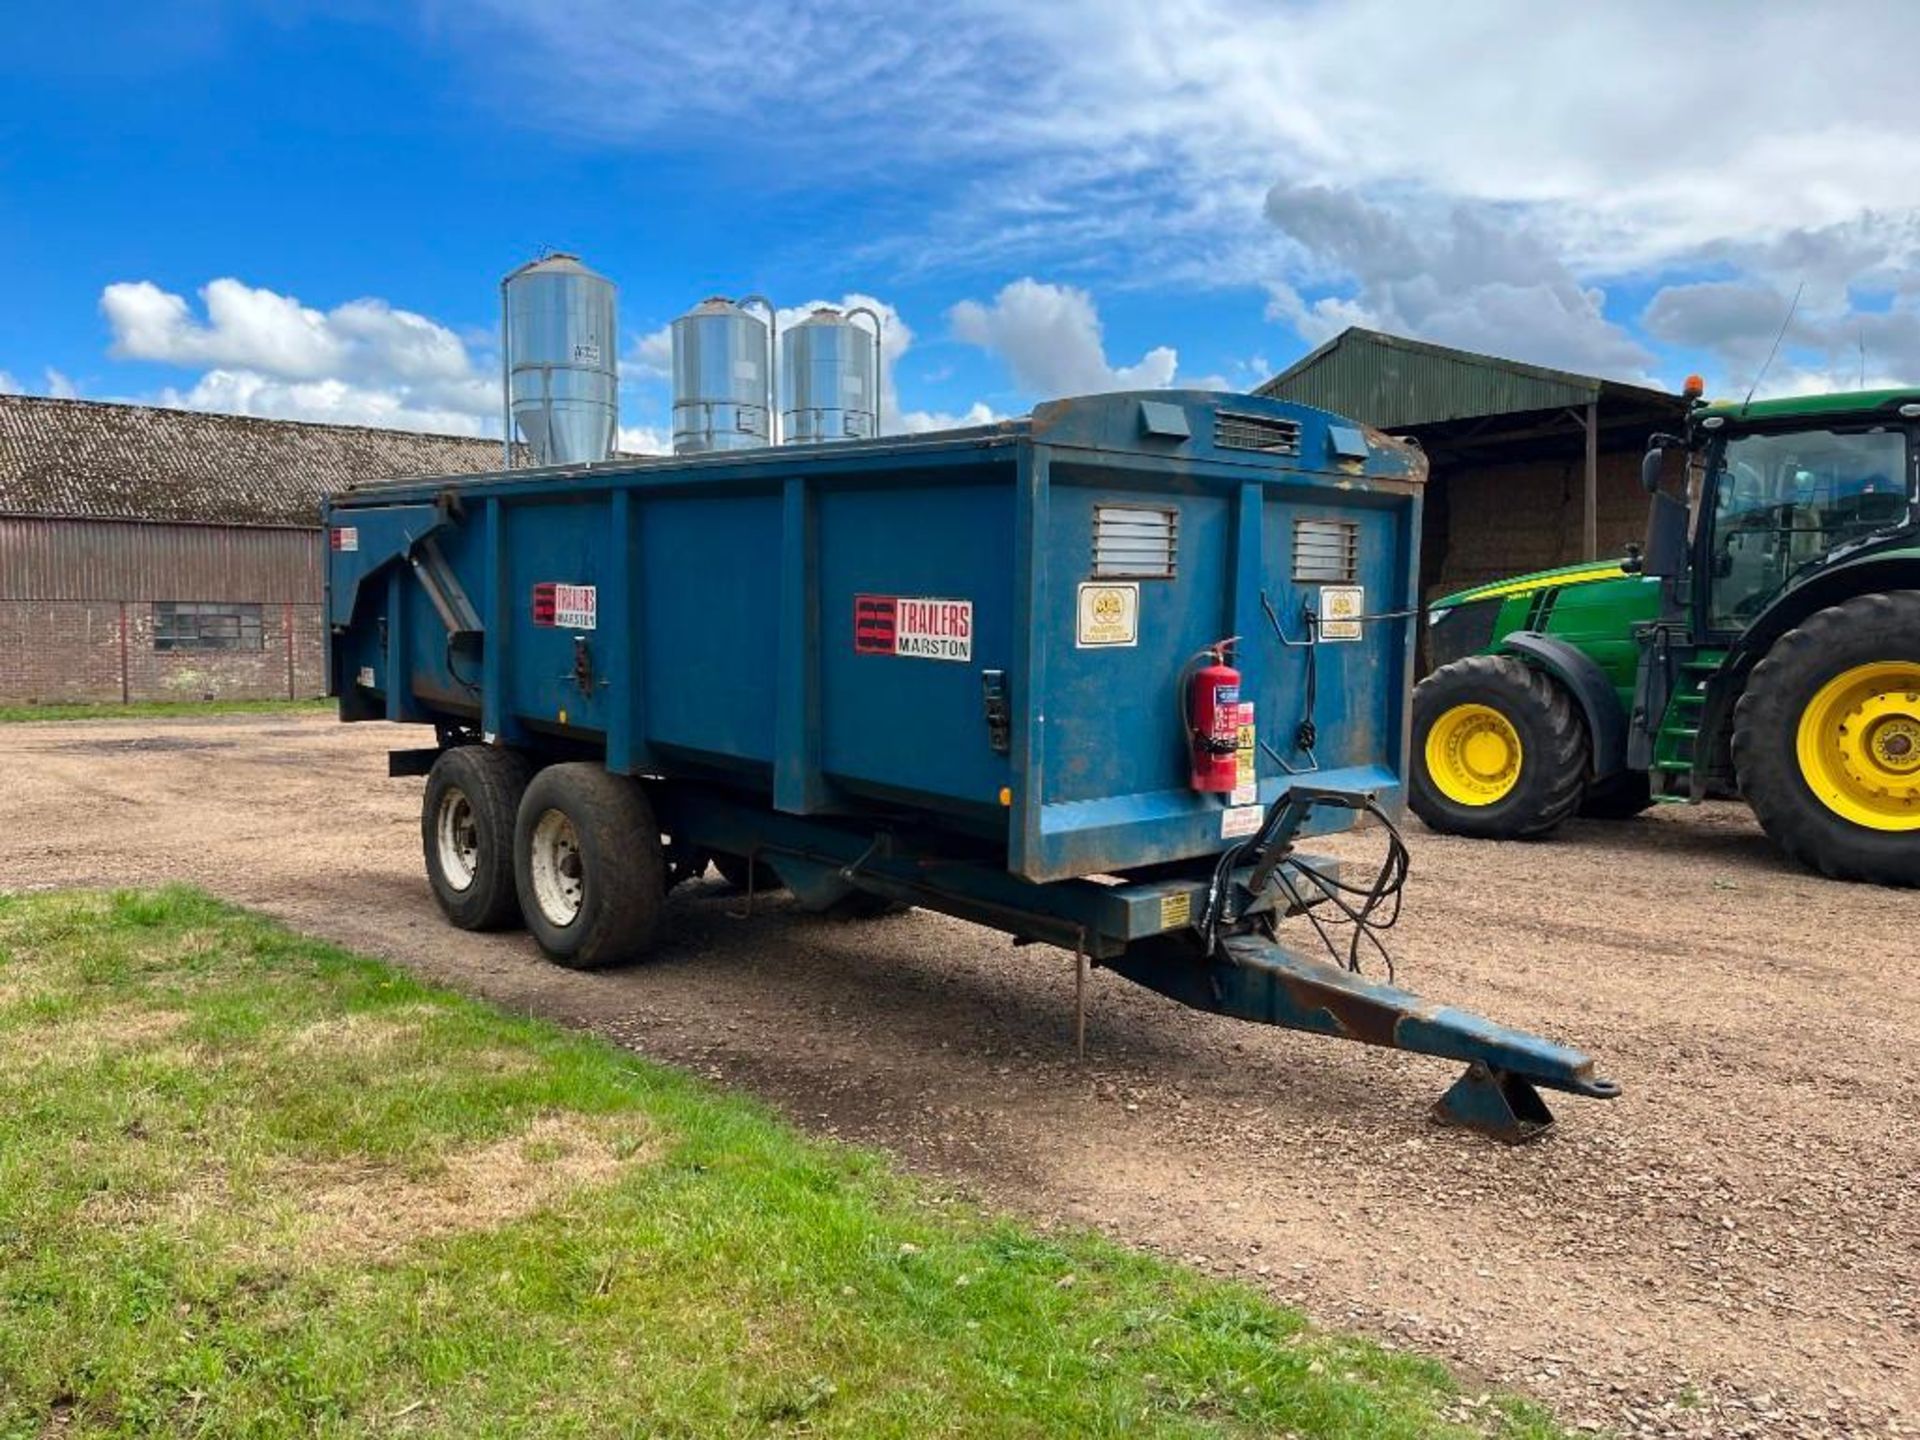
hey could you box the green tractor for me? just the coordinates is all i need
[1411,385,1920,886]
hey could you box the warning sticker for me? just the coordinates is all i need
[854,594,973,662]
[1159,891,1192,931]
[1221,805,1264,839]
[532,582,597,630]
[1231,703,1258,807]
[1318,585,1364,642]
[330,526,359,553]
[355,665,376,688]
[1075,582,1139,648]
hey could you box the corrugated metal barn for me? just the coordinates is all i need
[1260,328,1687,603]
[0,396,509,706]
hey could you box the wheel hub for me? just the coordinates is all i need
[1796,663,1920,831]
[434,788,479,892]
[529,809,586,925]
[1426,703,1523,807]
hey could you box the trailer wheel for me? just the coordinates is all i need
[1734,591,1920,886]
[422,745,532,931]
[1410,655,1588,839]
[514,763,665,968]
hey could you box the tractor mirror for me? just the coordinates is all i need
[1642,491,1689,578]
[1641,446,1665,494]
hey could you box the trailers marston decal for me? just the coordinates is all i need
[532,582,598,630]
[854,594,973,661]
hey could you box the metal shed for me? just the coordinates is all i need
[0,395,514,706]
[1259,328,1685,603]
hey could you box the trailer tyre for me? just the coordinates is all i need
[1734,591,1920,887]
[1410,655,1589,839]
[514,763,666,968]
[422,745,533,931]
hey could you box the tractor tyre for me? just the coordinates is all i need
[1733,591,1920,887]
[514,763,666,968]
[422,745,533,931]
[1410,655,1589,839]
[1579,770,1654,820]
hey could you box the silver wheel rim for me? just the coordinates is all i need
[528,808,585,927]
[434,787,480,893]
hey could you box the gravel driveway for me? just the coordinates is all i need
[2,710,1914,1437]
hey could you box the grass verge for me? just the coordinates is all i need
[0,888,1569,1439]
[0,697,332,724]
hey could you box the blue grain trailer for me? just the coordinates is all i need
[324,390,1618,1138]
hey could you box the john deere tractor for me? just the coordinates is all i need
[1411,385,1920,886]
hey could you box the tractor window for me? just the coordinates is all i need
[1706,427,1910,629]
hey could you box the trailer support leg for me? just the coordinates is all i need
[1433,1061,1555,1143]
[1073,930,1087,1059]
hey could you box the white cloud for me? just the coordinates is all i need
[105,279,343,377]
[155,370,492,435]
[460,3,1920,274]
[103,278,477,387]
[0,368,83,401]
[950,279,1179,397]
[626,323,672,380]
[101,277,500,434]
[1642,268,1920,400]
[458,1,1920,396]
[616,424,670,454]
[1263,184,1656,380]
[895,401,999,434]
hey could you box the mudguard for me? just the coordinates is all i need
[1500,630,1627,780]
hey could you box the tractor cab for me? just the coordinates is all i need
[1640,387,1920,639]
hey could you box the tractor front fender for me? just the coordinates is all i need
[1500,631,1627,780]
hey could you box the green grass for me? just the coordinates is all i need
[0,888,1572,1439]
[0,697,331,724]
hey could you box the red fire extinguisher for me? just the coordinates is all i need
[1187,641,1243,793]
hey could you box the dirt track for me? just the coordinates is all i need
[2,711,1915,1437]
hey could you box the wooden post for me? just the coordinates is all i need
[118,601,129,704]
[1583,397,1599,561]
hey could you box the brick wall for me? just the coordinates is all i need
[0,600,326,705]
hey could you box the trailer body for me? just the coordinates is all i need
[326,391,1617,1138]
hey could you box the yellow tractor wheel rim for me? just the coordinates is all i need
[1795,660,1920,832]
[1426,703,1524,806]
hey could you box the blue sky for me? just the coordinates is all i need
[4,2,1918,445]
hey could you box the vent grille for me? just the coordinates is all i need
[1293,518,1359,583]
[1215,411,1301,454]
[1093,505,1177,579]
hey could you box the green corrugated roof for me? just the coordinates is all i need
[1258,327,1677,429]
